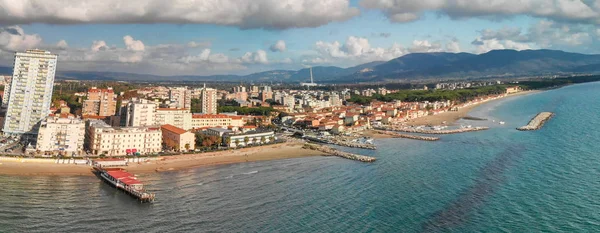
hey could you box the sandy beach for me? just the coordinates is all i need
[0,142,324,176]
[405,90,538,126]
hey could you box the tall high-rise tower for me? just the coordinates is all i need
[200,84,218,114]
[3,50,58,135]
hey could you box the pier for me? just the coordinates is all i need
[374,126,489,134]
[303,143,376,163]
[374,130,440,141]
[517,112,554,131]
[304,136,376,150]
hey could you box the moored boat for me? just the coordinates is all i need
[93,167,155,203]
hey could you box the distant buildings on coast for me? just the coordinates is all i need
[0,49,524,157]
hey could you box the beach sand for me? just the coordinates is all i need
[0,142,324,176]
[404,90,538,126]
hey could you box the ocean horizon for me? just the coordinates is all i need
[2,82,600,232]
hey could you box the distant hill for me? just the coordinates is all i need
[2,49,600,83]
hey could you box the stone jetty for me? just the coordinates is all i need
[304,136,376,150]
[303,143,376,163]
[374,130,440,141]
[374,126,489,134]
[517,112,554,131]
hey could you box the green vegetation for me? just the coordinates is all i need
[191,98,201,113]
[52,93,82,114]
[217,106,276,116]
[195,133,221,148]
[517,75,600,90]
[349,85,507,104]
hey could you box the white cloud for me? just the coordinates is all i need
[239,50,269,64]
[313,36,407,64]
[360,0,600,25]
[270,40,287,52]
[0,0,359,30]
[0,26,42,51]
[408,40,442,53]
[473,38,531,54]
[446,40,461,53]
[123,35,145,51]
[91,40,108,52]
[56,40,68,50]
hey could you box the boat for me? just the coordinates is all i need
[93,167,155,203]
[499,121,505,125]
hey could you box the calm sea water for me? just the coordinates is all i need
[2,83,600,232]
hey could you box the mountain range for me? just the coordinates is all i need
[2,49,600,83]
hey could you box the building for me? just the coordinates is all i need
[191,114,244,129]
[3,50,58,135]
[199,84,218,114]
[124,98,157,127]
[85,120,162,156]
[1,75,12,108]
[260,86,273,102]
[155,108,192,130]
[161,124,195,152]
[205,127,233,137]
[36,114,85,155]
[82,87,117,116]
[506,86,521,94]
[168,87,191,109]
[222,131,275,148]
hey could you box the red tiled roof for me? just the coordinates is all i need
[161,124,187,134]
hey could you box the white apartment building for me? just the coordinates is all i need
[86,120,162,156]
[125,98,157,127]
[168,87,191,109]
[36,114,85,155]
[200,84,218,114]
[3,50,58,135]
[155,108,192,130]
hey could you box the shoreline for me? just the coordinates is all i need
[0,142,324,177]
[404,90,539,126]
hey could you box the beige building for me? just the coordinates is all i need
[36,114,85,155]
[191,114,244,129]
[168,87,191,109]
[155,108,192,130]
[199,84,218,114]
[86,120,162,156]
[3,50,57,135]
[161,124,195,152]
[82,87,117,116]
[125,98,157,127]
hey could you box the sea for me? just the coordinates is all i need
[2,82,600,233]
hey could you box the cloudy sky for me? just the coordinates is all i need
[1,0,600,76]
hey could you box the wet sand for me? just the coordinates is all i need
[0,142,324,176]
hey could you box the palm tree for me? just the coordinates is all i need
[244,136,249,145]
[185,143,190,151]
[269,136,275,143]
[234,139,240,147]
[225,137,231,147]
[260,136,266,144]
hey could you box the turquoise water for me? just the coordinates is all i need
[2,82,600,232]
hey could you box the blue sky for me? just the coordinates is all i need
[1,0,599,76]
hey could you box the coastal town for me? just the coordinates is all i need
[0,49,545,173]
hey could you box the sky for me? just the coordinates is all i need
[1,0,600,76]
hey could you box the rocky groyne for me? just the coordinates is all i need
[374,130,440,141]
[304,136,376,150]
[303,143,376,163]
[517,112,554,131]
[374,126,489,134]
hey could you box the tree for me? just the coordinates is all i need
[185,143,190,151]
[225,137,231,147]
[244,136,249,145]
[269,136,275,143]
[234,139,240,147]
[260,136,266,144]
